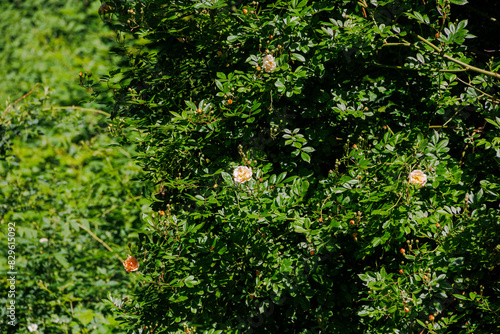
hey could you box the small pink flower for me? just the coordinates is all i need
[409,170,427,187]
[233,166,252,184]
[123,255,139,272]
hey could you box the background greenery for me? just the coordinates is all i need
[0,0,148,333]
[0,0,119,105]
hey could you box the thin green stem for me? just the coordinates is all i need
[45,106,111,117]
[428,125,460,129]
[386,124,395,136]
[383,42,411,47]
[78,223,124,262]
[374,62,469,73]
[416,35,442,53]
[416,35,500,79]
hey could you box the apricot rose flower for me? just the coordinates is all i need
[409,170,427,187]
[233,166,252,184]
[262,54,276,73]
[123,255,139,272]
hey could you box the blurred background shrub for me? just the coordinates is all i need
[0,0,118,105]
[0,0,148,333]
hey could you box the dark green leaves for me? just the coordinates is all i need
[100,0,500,332]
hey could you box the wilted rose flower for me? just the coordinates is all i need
[123,255,139,272]
[28,324,38,332]
[262,54,276,73]
[409,170,427,187]
[98,3,112,15]
[233,166,252,184]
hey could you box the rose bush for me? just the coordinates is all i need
[99,0,500,333]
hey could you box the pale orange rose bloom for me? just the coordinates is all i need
[262,54,276,73]
[409,170,427,187]
[123,255,139,272]
[233,166,252,184]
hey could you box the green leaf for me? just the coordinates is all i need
[54,253,70,268]
[292,218,311,233]
[291,53,306,62]
[416,319,426,327]
[453,294,468,300]
[277,172,287,184]
[275,79,286,88]
[485,117,500,128]
[215,79,224,92]
[301,146,315,153]
[185,100,197,110]
[358,309,370,317]
[221,171,233,184]
[301,151,311,163]
[185,275,198,288]
[74,309,96,326]
[251,101,262,112]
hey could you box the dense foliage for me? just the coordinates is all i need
[97,0,500,333]
[1,0,499,333]
[100,0,500,333]
[0,1,147,333]
[1,89,150,333]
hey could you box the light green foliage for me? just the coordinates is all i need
[0,0,118,105]
[0,1,146,332]
[101,0,500,332]
[0,88,149,333]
